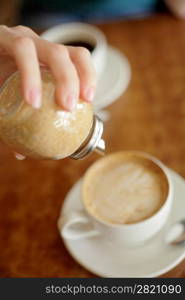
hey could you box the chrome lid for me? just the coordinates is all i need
[70,115,105,159]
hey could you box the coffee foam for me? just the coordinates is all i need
[83,152,169,224]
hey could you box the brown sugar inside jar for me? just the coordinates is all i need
[0,70,94,159]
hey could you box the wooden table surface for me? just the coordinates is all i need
[0,14,185,278]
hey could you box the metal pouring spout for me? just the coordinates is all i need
[95,138,105,156]
[70,115,104,160]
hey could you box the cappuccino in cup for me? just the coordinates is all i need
[83,152,169,225]
[60,151,173,247]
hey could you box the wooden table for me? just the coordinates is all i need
[0,14,185,278]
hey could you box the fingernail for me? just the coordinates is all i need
[84,87,95,102]
[27,88,41,109]
[65,93,77,111]
[14,153,26,160]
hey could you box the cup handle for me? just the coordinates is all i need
[58,210,101,240]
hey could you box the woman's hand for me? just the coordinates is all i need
[0,25,96,111]
[0,25,97,160]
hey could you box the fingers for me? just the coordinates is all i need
[0,25,97,111]
[67,46,97,102]
[34,42,80,110]
[12,27,42,108]
[0,25,41,109]
[32,39,96,110]
[52,49,79,111]
[12,37,41,108]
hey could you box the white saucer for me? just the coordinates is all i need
[58,170,185,277]
[93,46,131,111]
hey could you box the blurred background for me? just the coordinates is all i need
[1,0,185,279]
[0,0,182,29]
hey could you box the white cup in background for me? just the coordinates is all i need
[41,22,131,111]
[41,22,107,80]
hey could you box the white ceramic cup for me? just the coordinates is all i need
[58,151,173,247]
[41,22,107,79]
